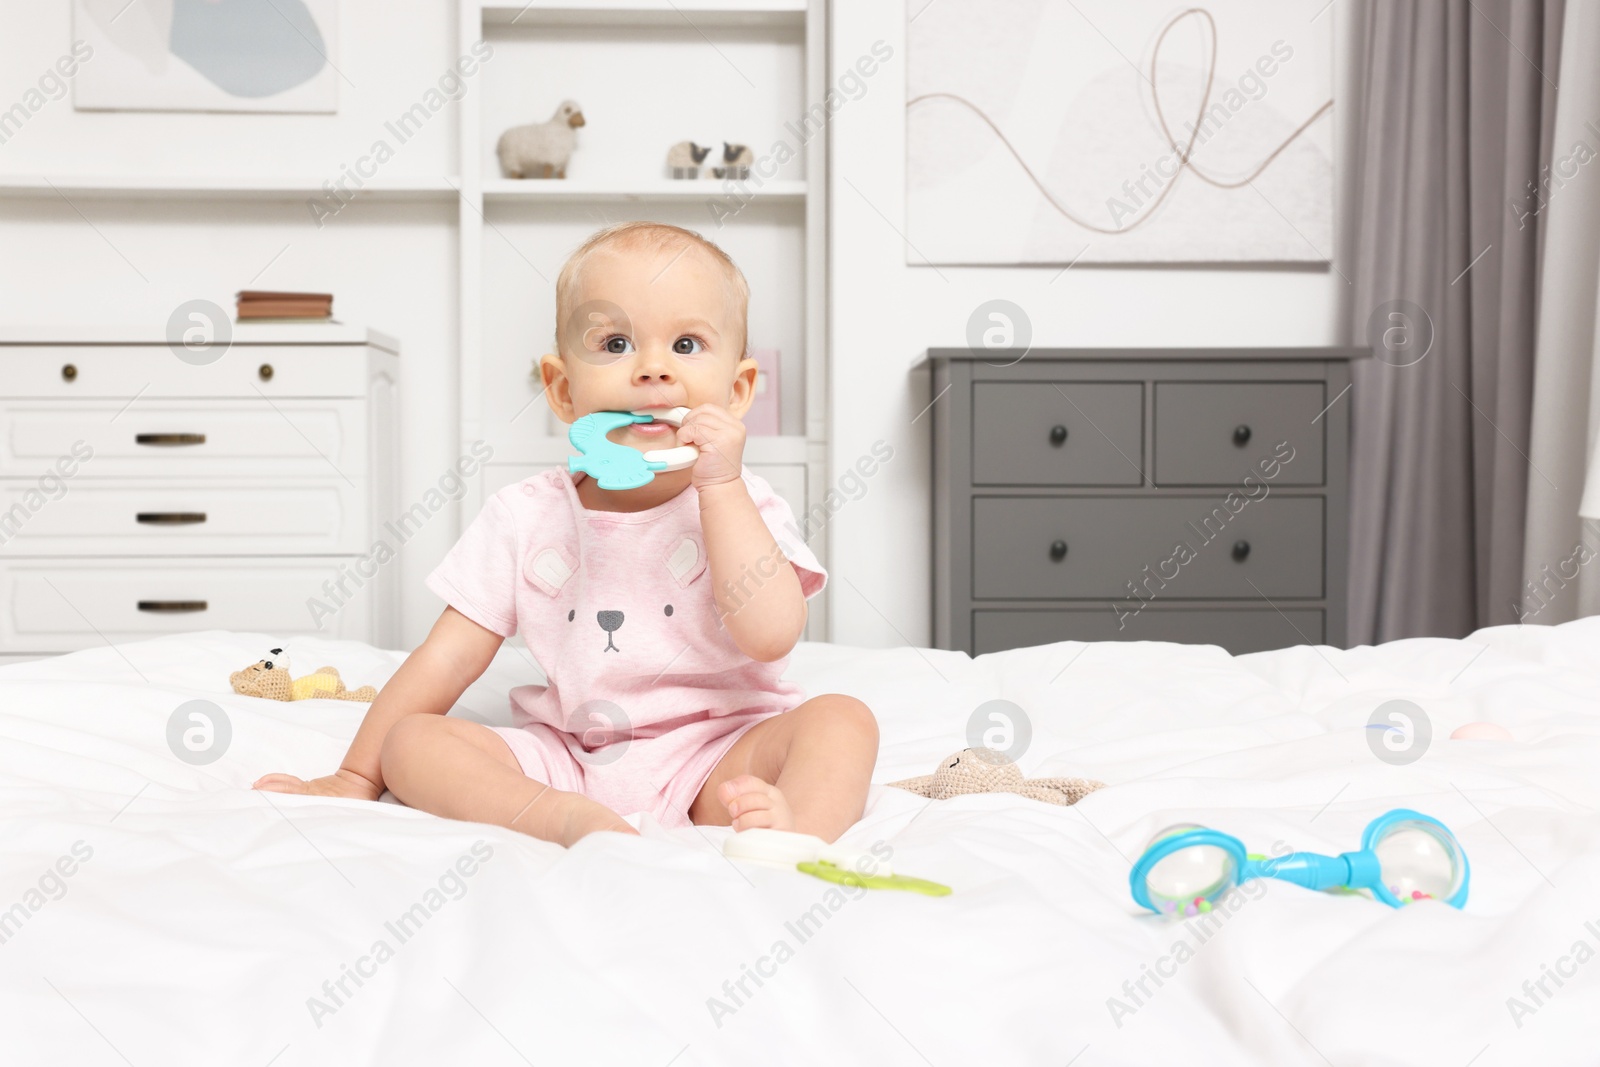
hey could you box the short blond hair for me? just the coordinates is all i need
[554,220,750,357]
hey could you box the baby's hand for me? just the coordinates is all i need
[253,767,382,802]
[675,403,745,488]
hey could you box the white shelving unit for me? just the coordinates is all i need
[455,0,830,637]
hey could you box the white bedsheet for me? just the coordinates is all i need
[1,622,1598,1066]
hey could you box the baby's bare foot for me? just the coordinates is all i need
[515,788,639,847]
[718,775,794,832]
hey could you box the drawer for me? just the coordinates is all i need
[1154,382,1325,486]
[0,399,368,478]
[973,383,1143,485]
[2,345,374,398]
[0,557,371,652]
[0,480,366,556]
[972,495,1324,599]
[973,607,1324,655]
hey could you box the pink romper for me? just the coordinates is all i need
[425,465,827,828]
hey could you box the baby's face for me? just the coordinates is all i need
[542,243,757,453]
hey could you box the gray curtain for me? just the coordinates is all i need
[1522,2,1600,623]
[1342,0,1566,644]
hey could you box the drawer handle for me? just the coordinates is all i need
[62,363,78,382]
[1232,540,1251,562]
[259,363,274,381]
[1049,539,1069,562]
[1048,424,1069,446]
[1232,424,1253,447]
[136,512,207,526]
[137,600,208,614]
[135,433,207,446]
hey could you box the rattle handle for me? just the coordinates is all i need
[1248,851,1360,892]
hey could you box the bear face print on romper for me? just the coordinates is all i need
[426,465,827,823]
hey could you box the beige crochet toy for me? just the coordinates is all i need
[229,648,377,703]
[889,748,1105,806]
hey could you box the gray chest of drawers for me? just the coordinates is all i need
[922,347,1364,657]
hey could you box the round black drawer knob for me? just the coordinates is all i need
[1049,540,1069,562]
[62,363,78,382]
[1232,424,1252,446]
[259,363,274,382]
[1232,540,1251,562]
[1049,424,1069,446]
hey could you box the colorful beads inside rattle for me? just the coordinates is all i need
[1390,885,1435,905]
[1162,896,1215,917]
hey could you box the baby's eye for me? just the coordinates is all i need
[672,336,704,356]
[601,334,634,356]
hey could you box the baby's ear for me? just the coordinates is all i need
[726,356,759,417]
[539,353,576,423]
[523,543,580,597]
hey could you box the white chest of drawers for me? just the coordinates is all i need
[0,324,399,661]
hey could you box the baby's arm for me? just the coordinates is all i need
[253,607,503,799]
[699,479,806,661]
[676,403,806,661]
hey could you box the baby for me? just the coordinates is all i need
[255,221,879,847]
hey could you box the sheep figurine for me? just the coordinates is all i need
[497,100,586,179]
[666,140,712,179]
[711,142,754,181]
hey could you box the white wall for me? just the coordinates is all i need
[825,2,1358,648]
[0,2,462,649]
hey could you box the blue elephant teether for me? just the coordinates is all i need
[568,407,697,490]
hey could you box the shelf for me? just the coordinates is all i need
[481,0,805,28]
[0,175,804,205]
[483,178,805,203]
[0,175,462,201]
[487,434,812,466]
[0,322,399,351]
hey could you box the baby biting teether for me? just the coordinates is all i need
[567,407,698,490]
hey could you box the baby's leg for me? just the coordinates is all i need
[380,715,637,847]
[689,694,878,842]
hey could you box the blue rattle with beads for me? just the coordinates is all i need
[1130,808,1470,916]
[567,406,698,490]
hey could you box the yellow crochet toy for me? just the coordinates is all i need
[228,648,377,703]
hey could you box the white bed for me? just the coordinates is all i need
[2,621,1598,1066]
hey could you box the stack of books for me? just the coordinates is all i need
[236,290,334,320]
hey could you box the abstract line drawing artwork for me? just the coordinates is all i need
[74,0,338,113]
[906,1,1333,264]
